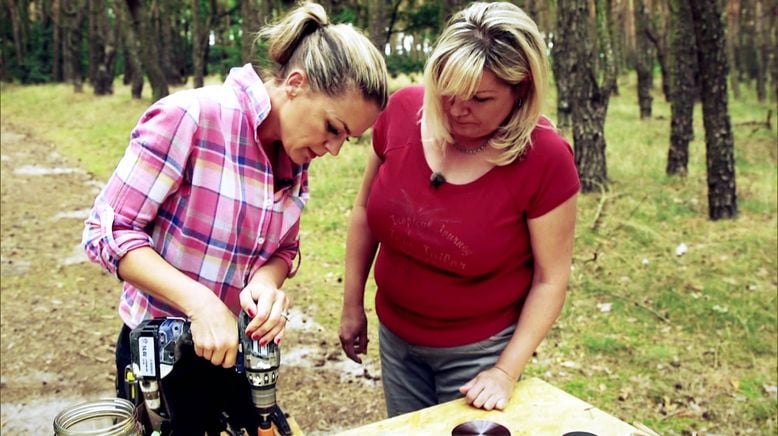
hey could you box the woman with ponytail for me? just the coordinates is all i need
[82,3,387,433]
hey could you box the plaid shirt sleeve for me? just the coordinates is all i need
[82,95,199,276]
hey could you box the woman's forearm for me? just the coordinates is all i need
[343,204,378,308]
[117,246,221,318]
[495,281,567,379]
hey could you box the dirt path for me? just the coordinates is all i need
[0,125,385,435]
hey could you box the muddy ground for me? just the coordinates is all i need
[0,125,385,435]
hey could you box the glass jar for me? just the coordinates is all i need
[53,398,140,436]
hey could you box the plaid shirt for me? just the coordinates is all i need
[82,64,309,328]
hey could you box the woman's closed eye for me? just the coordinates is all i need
[326,122,340,136]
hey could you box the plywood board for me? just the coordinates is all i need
[334,377,654,436]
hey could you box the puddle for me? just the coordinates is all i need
[13,165,81,176]
[1,391,113,435]
[0,131,26,143]
[281,310,380,386]
[285,308,324,333]
[53,209,91,221]
[283,345,380,387]
[61,244,88,266]
[0,257,31,276]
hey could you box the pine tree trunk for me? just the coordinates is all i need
[770,0,778,101]
[754,0,767,102]
[191,0,213,89]
[634,0,654,119]
[7,0,27,74]
[553,0,575,130]
[126,0,168,101]
[158,0,184,85]
[726,0,741,99]
[88,0,116,95]
[116,0,143,98]
[87,0,100,85]
[649,1,672,102]
[689,0,738,220]
[667,0,696,176]
[607,0,622,97]
[563,0,615,193]
[241,0,258,65]
[62,0,85,92]
[92,0,117,95]
[369,0,388,53]
[52,0,63,81]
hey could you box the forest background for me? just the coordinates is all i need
[1,0,777,435]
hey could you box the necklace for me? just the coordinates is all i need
[450,139,490,154]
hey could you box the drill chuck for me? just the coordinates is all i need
[239,312,282,410]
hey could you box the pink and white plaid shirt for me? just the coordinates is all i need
[82,64,309,328]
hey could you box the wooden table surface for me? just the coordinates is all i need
[333,377,654,436]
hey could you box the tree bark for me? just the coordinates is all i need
[157,0,184,85]
[753,0,767,102]
[191,0,214,89]
[369,0,388,53]
[61,0,85,92]
[562,0,616,193]
[646,0,671,102]
[115,0,143,98]
[553,0,575,130]
[241,0,258,64]
[689,0,738,219]
[770,0,778,101]
[726,0,741,99]
[87,0,100,84]
[608,0,624,97]
[634,0,654,118]
[7,0,26,73]
[91,0,117,95]
[667,0,696,176]
[52,0,63,81]
[126,0,168,101]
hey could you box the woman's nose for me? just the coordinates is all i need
[324,139,344,156]
[449,98,469,116]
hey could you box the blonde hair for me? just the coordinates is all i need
[422,2,550,165]
[256,2,388,109]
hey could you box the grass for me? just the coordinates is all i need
[1,73,776,435]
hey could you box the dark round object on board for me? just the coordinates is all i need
[562,432,599,436]
[451,420,511,436]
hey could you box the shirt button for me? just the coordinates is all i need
[257,237,265,244]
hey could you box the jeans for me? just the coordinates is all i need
[378,323,517,417]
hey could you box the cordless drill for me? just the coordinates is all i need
[128,312,293,435]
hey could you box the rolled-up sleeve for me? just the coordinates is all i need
[270,220,301,278]
[82,97,198,277]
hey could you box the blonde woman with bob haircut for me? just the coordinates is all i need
[83,2,387,433]
[340,2,579,416]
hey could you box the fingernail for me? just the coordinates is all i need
[274,337,281,345]
[251,334,260,341]
[259,339,267,346]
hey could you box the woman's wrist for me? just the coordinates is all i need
[494,364,518,381]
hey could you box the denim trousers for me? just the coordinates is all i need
[378,323,516,417]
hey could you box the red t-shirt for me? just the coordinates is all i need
[367,86,580,347]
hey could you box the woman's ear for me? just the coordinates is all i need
[285,69,307,98]
[513,80,531,108]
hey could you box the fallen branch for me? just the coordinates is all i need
[736,109,773,131]
[601,289,671,323]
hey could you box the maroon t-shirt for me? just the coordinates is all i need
[367,86,580,347]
